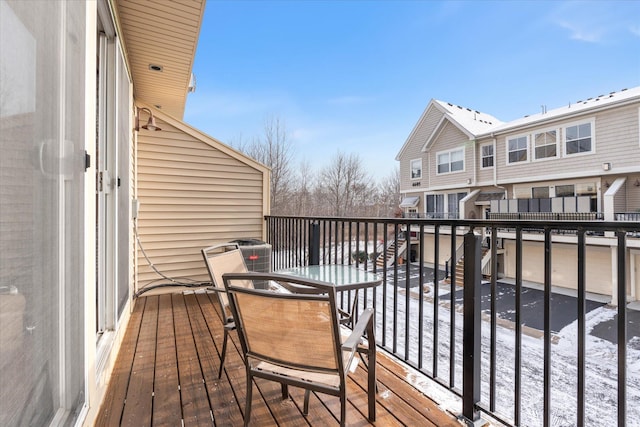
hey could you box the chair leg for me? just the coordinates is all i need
[303,389,310,415]
[244,372,253,427]
[218,328,229,379]
[340,392,346,427]
[367,333,377,421]
[281,383,289,400]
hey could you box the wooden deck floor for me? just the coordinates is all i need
[96,292,460,426]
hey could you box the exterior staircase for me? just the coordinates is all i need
[444,247,490,286]
[376,238,407,268]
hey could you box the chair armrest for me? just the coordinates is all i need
[342,308,374,351]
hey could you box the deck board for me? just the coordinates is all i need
[172,293,213,425]
[95,296,146,426]
[121,295,157,426]
[152,294,182,426]
[96,292,460,426]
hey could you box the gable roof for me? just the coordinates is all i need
[396,99,502,160]
[398,86,640,161]
[433,100,501,136]
[481,86,640,136]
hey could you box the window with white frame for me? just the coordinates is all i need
[565,121,593,155]
[533,129,558,160]
[410,158,422,179]
[507,135,528,164]
[437,148,464,174]
[481,143,494,168]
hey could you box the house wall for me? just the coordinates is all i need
[418,231,463,267]
[398,105,443,191]
[626,175,640,211]
[136,115,269,291]
[614,180,628,212]
[503,240,612,295]
[427,121,474,189]
[486,104,640,184]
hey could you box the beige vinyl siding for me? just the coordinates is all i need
[503,240,612,295]
[476,139,495,184]
[398,105,444,191]
[626,175,640,211]
[613,180,627,212]
[401,191,424,213]
[494,104,640,183]
[417,232,462,267]
[135,115,268,289]
[428,121,473,188]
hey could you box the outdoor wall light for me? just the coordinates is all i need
[135,107,161,132]
[602,162,611,171]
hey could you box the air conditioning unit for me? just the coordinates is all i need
[229,239,272,288]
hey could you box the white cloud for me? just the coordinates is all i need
[550,1,640,44]
[556,19,604,43]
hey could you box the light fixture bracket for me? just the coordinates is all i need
[135,107,162,132]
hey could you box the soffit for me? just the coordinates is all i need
[115,0,205,119]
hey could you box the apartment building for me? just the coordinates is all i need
[396,86,640,301]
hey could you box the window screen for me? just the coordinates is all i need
[0,2,85,424]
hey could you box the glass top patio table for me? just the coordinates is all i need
[275,264,382,294]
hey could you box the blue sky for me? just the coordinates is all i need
[184,0,640,179]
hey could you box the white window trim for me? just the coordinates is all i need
[563,118,596,157]
[532,127,560,162]
[480,142,494,169]
[506,133,530,165]
[435,147,465,175]
[410,158,422,180]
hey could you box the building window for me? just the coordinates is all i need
[532,186,549,198]
[426,194,445,218]
[534,130,558,160]
[410,158,422,179]
[565,122,593,155]
[447,192,467,219]
[437,148,464,174]
[481,143,494,168]
[507,135,528,164]
[556,184,575,197]
[576,182,596,195]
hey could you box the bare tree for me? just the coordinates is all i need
[317,151,373,216]
[233,116,294,214]
[289,159,316,216]
[377,166,401,217]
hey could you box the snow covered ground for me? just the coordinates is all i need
[354,272,640,427]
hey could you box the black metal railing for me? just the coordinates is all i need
[487,212,603,221]
[264,215,640,427]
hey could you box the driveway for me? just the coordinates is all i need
[382,262,640,346]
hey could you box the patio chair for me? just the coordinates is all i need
[201,243,252,378]
[223,271,376,427]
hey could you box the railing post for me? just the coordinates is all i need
[461,228,482,426]
[309,221,320,265]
